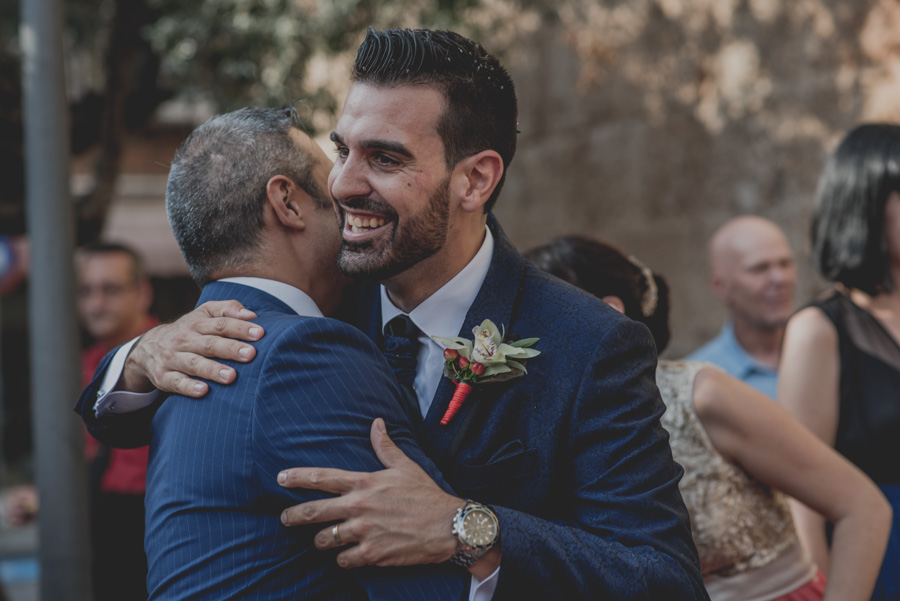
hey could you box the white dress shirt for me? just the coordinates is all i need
[380,227,499,600]
[380,226,494,418]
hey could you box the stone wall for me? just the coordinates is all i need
[489,0,900,357]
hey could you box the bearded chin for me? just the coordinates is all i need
[336,175,451,282]
[337,236,441,282]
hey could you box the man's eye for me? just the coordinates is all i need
[373,153,400,167]
[334,146,349,160]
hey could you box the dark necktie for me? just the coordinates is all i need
[383,315,423,427]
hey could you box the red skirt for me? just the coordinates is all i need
[772,571,826,601]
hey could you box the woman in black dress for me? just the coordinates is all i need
[779,123,900,601]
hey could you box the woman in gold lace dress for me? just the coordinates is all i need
[526,236,889,601]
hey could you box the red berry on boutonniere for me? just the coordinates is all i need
[470,362,485,376]
[443,348,459,361]
[458,356,470,370]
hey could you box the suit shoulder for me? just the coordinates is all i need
[511,264,658,361]
[252,313,384,367]
[519,264,633,326]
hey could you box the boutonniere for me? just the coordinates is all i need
[432,319,540,425]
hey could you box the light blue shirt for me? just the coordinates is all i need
[686,322,778,399]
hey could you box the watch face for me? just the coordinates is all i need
[463,508,497,546]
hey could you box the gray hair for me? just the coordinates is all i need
[166,106,327,286]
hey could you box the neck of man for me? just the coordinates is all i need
[732,318,784,369]
[212,250,346,318]
[381,220,487,313]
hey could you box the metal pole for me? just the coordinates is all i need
[20,0,92,598]
[0,295,4,490]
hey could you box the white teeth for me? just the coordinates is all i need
[347,215,387,233]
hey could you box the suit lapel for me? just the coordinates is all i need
[424,216,528,466]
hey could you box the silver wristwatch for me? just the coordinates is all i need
[450,499,499,568]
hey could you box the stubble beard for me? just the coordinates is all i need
[337,176,451,282]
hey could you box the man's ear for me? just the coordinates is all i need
[601,295,626,315]
[266,175,305,231]
[455,150,504,213]
[709,272,727,300]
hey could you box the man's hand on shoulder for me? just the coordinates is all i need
[122,300,264,397]
[278,419,492,571]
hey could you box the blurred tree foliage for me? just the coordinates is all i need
[0,0,543,240]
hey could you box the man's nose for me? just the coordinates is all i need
[329,154,371,202]
[770,265,795,286]
[79,294,105,315]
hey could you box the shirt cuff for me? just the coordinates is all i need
[469,567,500,601]
[93,337,160,418]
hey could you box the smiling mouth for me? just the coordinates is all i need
[344,210,389,234]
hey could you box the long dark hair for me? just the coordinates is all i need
[812,123,900,295]
[525,236,671,353]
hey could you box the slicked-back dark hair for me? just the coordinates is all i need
[352,28,517,213]
[166,106,327,286]
[812,123,900,295]
[525,236,671,353]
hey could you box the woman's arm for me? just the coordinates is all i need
[777,307,841,573]
[693,363,890,601]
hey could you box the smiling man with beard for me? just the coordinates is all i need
[78,29,707,600]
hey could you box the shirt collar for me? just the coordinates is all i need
[381,225,494,339]
[217,276,324,318]
[720,321,774,378]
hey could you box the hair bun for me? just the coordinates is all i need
[627,255,658,318]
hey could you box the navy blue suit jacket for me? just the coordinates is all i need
[352,217,707,600]
[76,281,467,600]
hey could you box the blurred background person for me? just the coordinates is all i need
[4,242,155,601]
[527,235,889,601]
[688,216,797,399]
[779,123,900,601]
[77,242,155,601]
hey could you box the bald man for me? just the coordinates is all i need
[687,216,796,398]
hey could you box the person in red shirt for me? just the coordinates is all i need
[5,242,155,600]
[77,242,156,601]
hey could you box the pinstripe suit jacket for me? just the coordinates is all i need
[77,281,466,601]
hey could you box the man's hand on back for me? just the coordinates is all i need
[277,419,496,571]
[122,300,263,397]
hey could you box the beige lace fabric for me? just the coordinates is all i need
[657,360,797,577]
